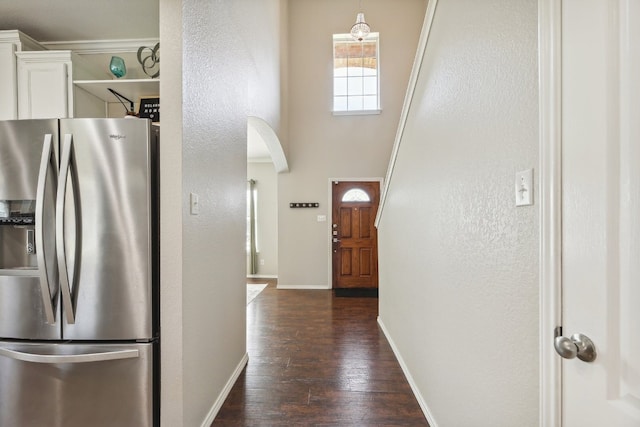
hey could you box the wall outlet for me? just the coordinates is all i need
[260,259,265,265]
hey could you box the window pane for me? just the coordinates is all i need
[347,66,363,77]
[362,41,376,55]
[362,64,377,76]
[334,77,347,96]
[342,189,371,202]
[363,57,376,69]
[363,76,377,95]
[363,95,378,110]
[334,96,348,111]
[332,33,379,113]
[348,56,363,69]
[350,43,364,58]
[347,76,363,95]
[334,67,348,77]
[348,96,364,110]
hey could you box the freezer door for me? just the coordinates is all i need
[0,120,60,339]
[58,119,157,340]
[0,341,155,427]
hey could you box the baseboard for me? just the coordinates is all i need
[247,274,278,279]
[276,284,331,290]
[377,317,439,427]
[200,352,249,427]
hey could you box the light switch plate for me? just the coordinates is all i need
[317,215,327,222]
[190,192,200,215]
[515,169,533,206]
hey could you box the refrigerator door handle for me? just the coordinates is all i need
[0,347,139,364]
[56,134,79,324]
[35,134,58,324]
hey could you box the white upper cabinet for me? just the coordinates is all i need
[16,50,108,119]
[0,30,45,120]
[1,30,159,120]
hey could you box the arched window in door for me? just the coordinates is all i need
[341,188,370,202]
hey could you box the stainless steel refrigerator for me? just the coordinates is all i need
[0,118,159,427]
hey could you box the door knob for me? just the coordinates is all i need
[554,333,597,362]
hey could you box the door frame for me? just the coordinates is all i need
[539,0,562,425]
[327,177,384,289]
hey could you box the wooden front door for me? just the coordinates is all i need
[332,181,380,289]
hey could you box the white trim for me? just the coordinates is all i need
[327,177,384,288]
[199,352,249,427]
[377,317,439,427]
[538,0,563,426]
[332,109,382,116]
[247,116,289,173]
[247,274,278,279]
[374,0,438,228]
[0,30,45,51]
[15,50,73,62]
[332,32,380,42]
[40,38,160,54]
[276,284,331,290]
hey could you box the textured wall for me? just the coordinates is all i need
[159,0,184,424]
[181,2,248,424]
[161,0,284,425]
[279,0,427,288]
[377,0,540,425]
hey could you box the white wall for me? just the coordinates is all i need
[377,0,540,426]
[278,0,426,288]
[248,162,278,277]
[159,0,183,424]
[160,0,285,425]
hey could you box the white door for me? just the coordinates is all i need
[559,0,640,425]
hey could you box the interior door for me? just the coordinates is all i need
[558,0,640,424]
[332,181,380,289]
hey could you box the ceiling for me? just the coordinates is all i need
[0,1,273,163]
[0,0,159,42]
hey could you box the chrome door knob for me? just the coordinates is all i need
[554,333,597,362]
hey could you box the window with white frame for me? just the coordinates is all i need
[332,32,380,113]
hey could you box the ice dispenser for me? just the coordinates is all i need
[0,200,37,269]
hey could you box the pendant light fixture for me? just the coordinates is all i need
[350,0,370,41]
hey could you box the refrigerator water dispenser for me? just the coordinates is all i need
[0,200,37,270]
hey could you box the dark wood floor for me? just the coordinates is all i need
[212,283,429,426]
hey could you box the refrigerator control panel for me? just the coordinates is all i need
[0,216,35,225]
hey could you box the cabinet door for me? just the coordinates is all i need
[0,43,18,120]
[18,61,69,119]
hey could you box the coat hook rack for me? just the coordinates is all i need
[290,203,319,208]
